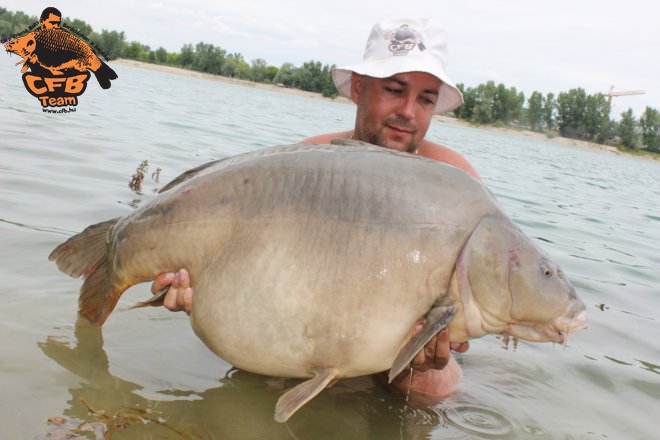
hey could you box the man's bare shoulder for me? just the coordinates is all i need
[418,140,481,180]
[300,131,353,145]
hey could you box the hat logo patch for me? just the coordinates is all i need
[385,24,426,56]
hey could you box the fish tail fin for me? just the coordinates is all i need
[78,256,122,326]
[49,219,123,326]
[274,368,340,423]
[92,62,118,89]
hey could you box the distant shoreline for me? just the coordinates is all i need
[112,58,657,162]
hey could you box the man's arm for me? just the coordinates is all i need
[301,133,481,181]
[418,140,481,180]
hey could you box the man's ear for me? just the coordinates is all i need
[350,72,362,104]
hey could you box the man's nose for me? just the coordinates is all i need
[396,94,416,119]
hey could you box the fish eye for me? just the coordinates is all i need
[541,265,553,277]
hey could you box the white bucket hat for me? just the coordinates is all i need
[332,18,463,114]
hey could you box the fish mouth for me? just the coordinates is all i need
[556,309,588,341]
[506,309,588,344]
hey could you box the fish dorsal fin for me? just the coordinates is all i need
[158,144,313,193]
[274,367,340,423]
[388,305,456,383]
[158,158,227,193]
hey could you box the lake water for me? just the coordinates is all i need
[1,60,659,439]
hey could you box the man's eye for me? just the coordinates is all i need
[385,87,402,94]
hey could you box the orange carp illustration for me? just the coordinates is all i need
[5,27,118,89]
[4,7,117,90]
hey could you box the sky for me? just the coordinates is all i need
[4,0,658,117]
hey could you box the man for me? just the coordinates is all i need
[40,7,62,29]
[153,18,476,401]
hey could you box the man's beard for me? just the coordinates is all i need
[363,118,419,154]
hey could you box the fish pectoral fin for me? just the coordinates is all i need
[129,286,169,309]
[388,305,456,383]
[274,367,340,423]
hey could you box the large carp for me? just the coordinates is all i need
[50,141,587,422]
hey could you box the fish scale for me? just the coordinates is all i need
[35,28,98,65]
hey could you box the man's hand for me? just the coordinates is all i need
[152,268,193,315]
[409,324,469,372]
[381,326,469,403]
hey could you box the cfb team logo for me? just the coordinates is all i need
[385,24,426,56]
[3,7,117,112]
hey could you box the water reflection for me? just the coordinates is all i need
[39,317,552,439]
[39,317,454,439]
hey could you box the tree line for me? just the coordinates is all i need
[454,82,659,153]
[2,7,658,153]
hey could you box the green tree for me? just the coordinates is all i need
[221,56,237,77]
[250,58,269,82]
[274,63,297,87]
[180,43,194,67]
[192,42,226,74]
[526,91,545,132]
[556,88,588,138]
[264,65,279,83]
[492,83,523,125]
[234,59,251,80]
[222,53,246,77]
[618,108,638,149]
[167,52,181,66]
[166,52,180,66]
[154,47,168,64]
[94,29,125,59]
[293,60,336,96]
[472,81,497,124]
[640,106,660,152]
[584,93,610,142]
[544,92,556,131]
[453,83,476,120]
[320,63,338,98]
[122,41,150,61]
[0,8,38,37]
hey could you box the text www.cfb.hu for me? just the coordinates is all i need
[43,106,76,113]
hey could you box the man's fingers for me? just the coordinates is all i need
[404,326,469,373]
[451,341,470,353]
[183,287,193,314]
[410,328,453,371]
[162,272,179,311]
[151,272,175,294]
[177,268,190,289]
[431,332,450,370]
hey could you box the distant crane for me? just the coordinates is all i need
[605,85,645,105]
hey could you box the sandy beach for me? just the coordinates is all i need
[112,58,656,161]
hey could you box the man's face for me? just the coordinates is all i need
[351,72,441,153]
[41,13,61,29]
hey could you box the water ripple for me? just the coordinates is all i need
[443,403,515,436]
